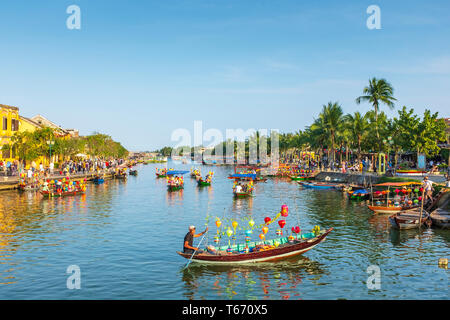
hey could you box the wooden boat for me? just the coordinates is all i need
[177,228,333,265]
[197,179,211,187]
[168,184,184,191]
[233,190,252,198]
[114,173,127,180]
[156,173,167,178]
[430,208,450,229]
[368,205,405,214]
[129,170,138,176]
[300,182,338,190]
[348,189,370,200]
[41,189,85,198]
[18,184,40,191]
[389,208,431,229]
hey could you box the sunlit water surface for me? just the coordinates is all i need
[0,163,448,299]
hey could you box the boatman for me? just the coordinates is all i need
[422,176,434,204]
[183,225,208,255]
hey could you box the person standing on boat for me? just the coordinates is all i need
[183,225,208,254]
[422,176,434,204]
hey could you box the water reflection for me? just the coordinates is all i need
[180,255,326,300]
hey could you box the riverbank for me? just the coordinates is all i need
[0,161,131,191]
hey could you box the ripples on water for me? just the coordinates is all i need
[0,163,448,299]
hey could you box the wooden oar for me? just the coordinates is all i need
[183,230,208,270]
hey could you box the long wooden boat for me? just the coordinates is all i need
[300,182,338,190]
[177,228,333,265]
[156,173,167,178]
[368,205,405,214]
[114,174,127,180]
[430,208,450,229]
[389,208,431,230]
[129,170,138,176]
[41,189,85,198]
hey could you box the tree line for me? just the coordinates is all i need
[156,78,448,167]
[2,128,129,164]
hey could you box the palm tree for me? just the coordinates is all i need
[343,112,370,160]
[320,102,344,164]
[356,77,396,150]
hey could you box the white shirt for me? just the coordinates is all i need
[27,169,33,178]
[235,185,242,193]
[423,180,433,191]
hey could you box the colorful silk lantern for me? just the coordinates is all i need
[232,220,238,230]
[249,219,255,228]
[259,233,265,240]
[226,228,233,237]
[215,220,222,228]
[264,217,271,224]
[276,229,282,236]
[262,226,268,234]
[278,220,286,229]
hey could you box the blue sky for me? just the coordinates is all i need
[0,0,449,151]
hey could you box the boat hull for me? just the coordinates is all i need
[368,205,404,214]
[177,228,332,265]
[389,209,430,229]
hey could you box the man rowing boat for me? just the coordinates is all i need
[183,225,208,254]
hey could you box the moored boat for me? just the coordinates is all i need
[129,170,138,176]
[299,181,338,190]
[41,189,85,198]
[177,228,333,265]
[430,208,450,229]
[388,208,431,230]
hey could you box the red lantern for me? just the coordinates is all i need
[278,220,286,229]
[294,226,300,234]
[419,188,424,193]
[395,189,399,194]
[418,196,422,201]
[264,217,271,224]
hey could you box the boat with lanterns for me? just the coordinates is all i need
[40,178,87,198]
[197,171,214,187]
[367,182,422,214]
[232,180,254,198]
[228,166,267,182]
[177,205,332,264]
[166,170,189,191]
[113,168,128,180]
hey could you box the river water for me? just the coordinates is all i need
[0,162,448,299]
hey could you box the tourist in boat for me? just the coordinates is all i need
[235,183,243,193]
[183,225,208,254]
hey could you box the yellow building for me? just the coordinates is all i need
[0,104,20,163]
